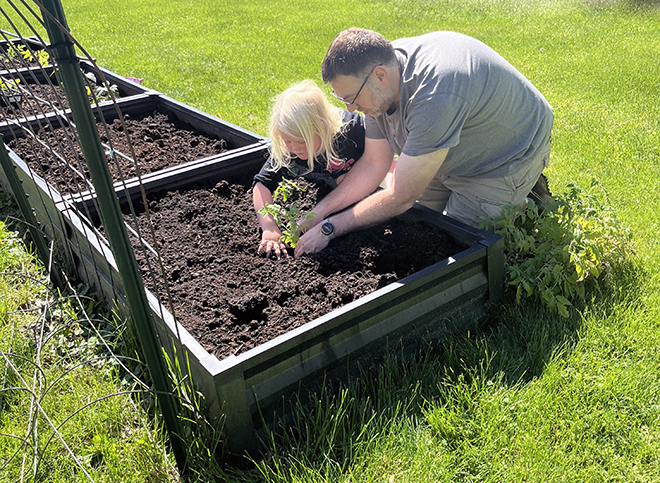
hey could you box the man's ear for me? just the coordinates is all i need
[373,65,388,84]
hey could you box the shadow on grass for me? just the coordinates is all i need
[0,189,24,231]
[432,253,646,388]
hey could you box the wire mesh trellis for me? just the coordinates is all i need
[0,0,274,466]
[0,210,210,481]
[0,269,177,482]
[0,0,233,476]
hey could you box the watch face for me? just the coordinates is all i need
[321,221,334,236]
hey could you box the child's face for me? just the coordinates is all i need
[280,131,321,161]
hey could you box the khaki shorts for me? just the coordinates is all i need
[416,140,551,228]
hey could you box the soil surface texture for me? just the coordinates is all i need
[126,178,465,360]
[0,79,111,121]
[6,111,230,194]
[1,83,71,120]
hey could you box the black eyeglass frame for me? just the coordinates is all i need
[331,64,382,105]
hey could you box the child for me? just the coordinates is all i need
[253,80,365,259]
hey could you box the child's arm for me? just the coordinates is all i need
[253,181,288,259]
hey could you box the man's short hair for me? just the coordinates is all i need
[322,28,396,82]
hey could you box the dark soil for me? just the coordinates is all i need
[126,178,465,360]
[6,111,230,194]
[0,83,85,121]
[0,71,134,121]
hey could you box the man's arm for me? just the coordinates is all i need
[303,137,395,229]
[294,147,450,256]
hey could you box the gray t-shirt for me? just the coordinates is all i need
[365,31,553,178]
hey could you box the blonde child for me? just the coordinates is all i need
[253,80,365,259]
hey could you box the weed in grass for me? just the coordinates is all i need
[480,179,634,318]
[161,345,229,481]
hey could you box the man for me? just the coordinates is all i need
[294,28,553,256]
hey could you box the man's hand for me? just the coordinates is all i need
[296,211,320,235]
[296,148,450,257]
[294,226,329,257]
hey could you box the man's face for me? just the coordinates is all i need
[330,72,396,117]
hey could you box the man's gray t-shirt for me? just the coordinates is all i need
[365,31,554,178]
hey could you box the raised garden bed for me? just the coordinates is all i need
[60,150,504,453]
[0,93,267,275]
[5,130,503,454]
[3,95,264,194]
[91,177,467,359]
[5,106,230,193]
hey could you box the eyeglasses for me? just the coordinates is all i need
[331,64,381,105]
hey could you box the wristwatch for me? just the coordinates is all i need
[320,218,336,241]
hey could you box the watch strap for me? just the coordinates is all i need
[321,218,336,241]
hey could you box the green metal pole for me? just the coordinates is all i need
[37,0,187,472]
[0,140,64,289]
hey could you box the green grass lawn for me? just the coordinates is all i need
[1,0,659,481]
[0,193,176,482]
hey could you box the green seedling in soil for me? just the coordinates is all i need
[4,42,50,67]
[0,76,22,105]
[0,76,20,92]
[259,179,315,249]
[37,49,50,67]
[83,72,120,103]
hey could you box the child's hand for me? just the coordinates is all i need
[258,230,288,260]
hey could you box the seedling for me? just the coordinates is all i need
[84,72,119,103]
[37,49,50,67]
[0,77,20,91]
[0,76,22,107]
[259,179,315,248]
[4,42,50,67]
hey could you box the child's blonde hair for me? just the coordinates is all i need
[268,80,343,175]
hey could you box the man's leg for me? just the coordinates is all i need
[434,142,551,227]
[415,175,452,213]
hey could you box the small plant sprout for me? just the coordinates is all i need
[259,179,315,249]
[4,42,49,67]
[0,77,20,91]
[83,72,119,103]
[5,42,29,63]
[0,76,22,106]
[37,49,50,67]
